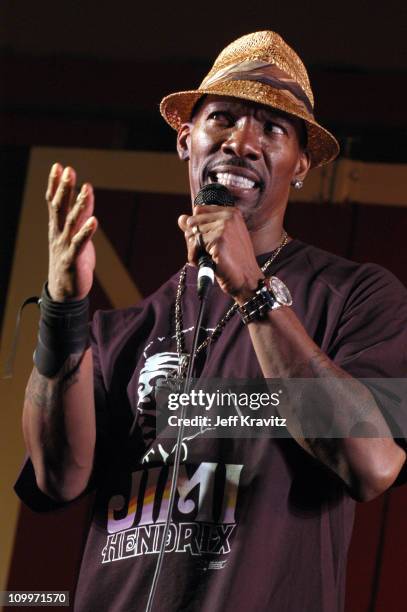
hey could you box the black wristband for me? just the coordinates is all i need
[33,283,90,377]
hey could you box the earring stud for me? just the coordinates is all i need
[292,179,303,190]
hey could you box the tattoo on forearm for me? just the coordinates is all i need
[24,352,87,488]
[25,368,59,411]
[25,352,83,409]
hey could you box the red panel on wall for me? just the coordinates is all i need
[349,204,407,286]
[127,192,191,296]
[7,496,94,609]
[374,486,407,611]
[345,495,388,612]
[285,201,354,258]
[94,189,190,298]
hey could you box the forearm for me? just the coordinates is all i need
[245,306,406,500]
[23,347,96,502]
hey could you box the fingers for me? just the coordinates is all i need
[47,162,97,260]
[62,183,94,241]
[47,165,77,236]
[47,163,96,244]
[184,221,216,247]
[68,216,98,259]
[46,163,62,203]
[180,218,220,264]
[178,209,234,237]
[46,163,98,301]
[56,167,77,230]
[178,206,233,232]
[179,206,245,267]
[189,208,235,229]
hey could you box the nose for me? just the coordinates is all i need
[221,117,262,160]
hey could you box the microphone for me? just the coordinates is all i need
[193,183,235,298]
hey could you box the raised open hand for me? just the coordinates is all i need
[46,164,98,301]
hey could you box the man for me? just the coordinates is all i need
[17,31,407,611]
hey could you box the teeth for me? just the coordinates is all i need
[215,172,256,190]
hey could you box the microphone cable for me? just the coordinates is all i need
[145,290,209,612]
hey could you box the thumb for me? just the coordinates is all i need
[178,214,190,232]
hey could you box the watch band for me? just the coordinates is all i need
[238,276,292,325]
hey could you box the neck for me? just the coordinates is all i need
[248,213,289,255]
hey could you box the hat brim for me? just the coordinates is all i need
[160,80,339,168]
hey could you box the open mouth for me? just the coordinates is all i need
[208,170,263,192]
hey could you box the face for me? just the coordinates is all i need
[177,95,310,231]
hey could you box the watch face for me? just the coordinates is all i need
[268,277,293,306]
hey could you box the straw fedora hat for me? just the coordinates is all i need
[160,31,339,168]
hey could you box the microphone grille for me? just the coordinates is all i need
[194,183,235,206]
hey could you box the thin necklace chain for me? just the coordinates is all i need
[175,231,289,363]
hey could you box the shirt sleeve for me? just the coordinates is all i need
[328,264,407,378]
[328,263,407,483]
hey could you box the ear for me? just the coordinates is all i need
[293,149,311,182]
[177,123,192,162]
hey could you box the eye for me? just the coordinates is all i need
[264,121,285,135]
[208,111,234,127]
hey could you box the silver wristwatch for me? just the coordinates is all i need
[238,276,293,325]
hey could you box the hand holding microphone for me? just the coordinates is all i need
[178,183,263,301]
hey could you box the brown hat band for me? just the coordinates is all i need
[201,60,314,117]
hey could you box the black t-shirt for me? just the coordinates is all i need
[16,240,407,612]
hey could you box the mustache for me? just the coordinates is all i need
[206,157,256,173]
